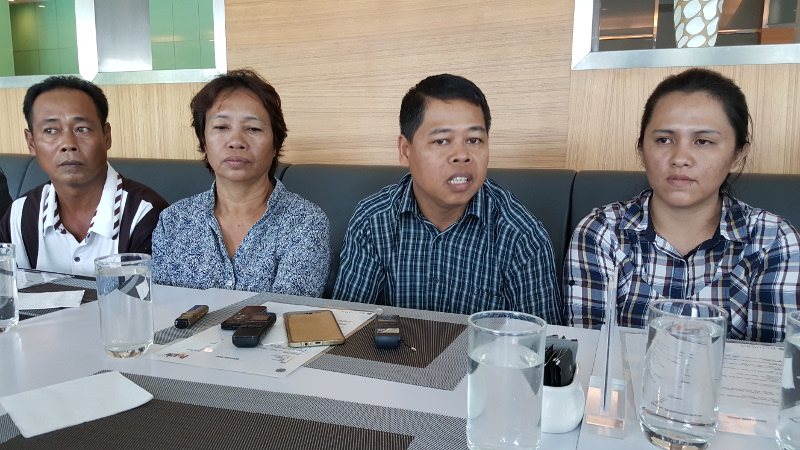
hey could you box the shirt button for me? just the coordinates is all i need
[74,257,80,262]
[226,281,233,287]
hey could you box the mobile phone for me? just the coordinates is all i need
[374,314,401,349]
[174,304,209,329]
[221,306,269,330]
[284,310,345,347]
[232,312,277,348]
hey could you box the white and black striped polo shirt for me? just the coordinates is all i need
[0,164,168,276]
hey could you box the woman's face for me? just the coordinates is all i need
[639,91,748,212]
[204,88,275,184]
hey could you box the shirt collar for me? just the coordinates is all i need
[622,189,747,243]
[41,163,118,239]
[397,173,486,227]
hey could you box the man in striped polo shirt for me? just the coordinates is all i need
[0,76,168,277]
[333,74,562,323]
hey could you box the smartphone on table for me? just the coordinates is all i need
[284,310,345,347]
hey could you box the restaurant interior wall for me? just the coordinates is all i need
[0,0,797,175]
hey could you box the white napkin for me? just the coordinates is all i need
[17,291,84,310]
[0,371,153,438]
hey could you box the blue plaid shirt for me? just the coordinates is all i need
[333,174,562,323]
[565,190,800,343]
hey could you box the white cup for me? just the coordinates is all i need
[541,364,585,433]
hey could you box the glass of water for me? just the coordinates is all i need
[639,300,728,450]
[95,253,154,358]
[0,243,18,333]
[777,310,800,450]
[467,311,547,450]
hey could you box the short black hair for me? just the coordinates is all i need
[190,69,287,178]
[399,74,491,142]
[22,75,109,130]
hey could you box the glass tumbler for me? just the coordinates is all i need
[777,310,800,450]
[638,300,728,450]
[95,253,154,358]
[0,243,18,333]
[467,311,547,450]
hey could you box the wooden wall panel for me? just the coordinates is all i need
[224,0,573,168]
[566,64,800,174]
[1,0,799,176]
[0,83,200,160]
[102,83,202,160]
[0,88,29,154]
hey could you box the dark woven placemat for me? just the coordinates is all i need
[327,317,466,369]
[19,283,97,303]
[0,372,467,450]
[153,295,269,345]
[152,292,471,391]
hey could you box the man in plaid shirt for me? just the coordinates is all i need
[333,74,561,323]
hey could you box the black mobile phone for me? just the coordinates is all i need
[374,314,401,349]
[232,312,277,348]
[221,306,269,330]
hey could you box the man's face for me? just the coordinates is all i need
[399,98,489,220]
[25,88,111,189]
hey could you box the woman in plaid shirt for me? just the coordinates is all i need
[564,68,800,343]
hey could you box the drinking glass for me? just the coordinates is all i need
[95,254,154,358]
[639,300,728,450]
[0,243,18,333]
[777,310,800,450]
[467,311,547,450]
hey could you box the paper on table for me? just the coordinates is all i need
[0,371,153,438]
[717,341,783,437]
[17,290,84,310]
[15,269,71,290]
[148,302,375,378]
[623,332,782,438]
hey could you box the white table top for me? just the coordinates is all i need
[1,284,596,449]
[1,284,779,449]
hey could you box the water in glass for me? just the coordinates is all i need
[639,315,725,449]
[97,265,153,357]
[0,253,18,333]
[777,321,800,450]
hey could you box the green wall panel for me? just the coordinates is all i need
[200,39,215,69]
[173,0,199,42]
[198,0,214,41]
[0,1,14,76]
[59,47,79,73]
[39,49,60,74]
[56,0,77,49]
[174,40,200,69]
[0,49,14,77]
[36,1,59,50]
[152,41,176,70]
[150,0,175,43]
[13,50,40,76]
[10,3,38,52]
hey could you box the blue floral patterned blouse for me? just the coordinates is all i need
[152,180,330,297]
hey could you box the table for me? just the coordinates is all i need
[576,326,778,450]
[0,285,597,449]
[0,284,781,449]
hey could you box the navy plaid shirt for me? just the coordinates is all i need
[565,190,800,343]
[333,174,562,323]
